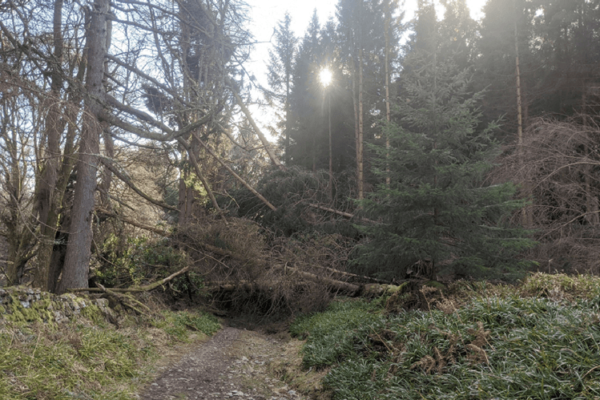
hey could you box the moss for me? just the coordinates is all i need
[80,302,103,324]
[5,293,59,325]
[0,299,221,399]
[424,280,446,291]
[520,272,600,300]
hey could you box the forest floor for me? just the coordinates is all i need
[139,322,321,400]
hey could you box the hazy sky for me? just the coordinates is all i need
[243,0,488,136]
[246,0,487,87]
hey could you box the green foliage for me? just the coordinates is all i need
[0,308,220,399]
[354,34,534,280]
[152,310,221,341]
[97,234,191,293]
[521,272,600,300]
[229,166,357,237]
[290,299,382,367]
[294,276,600,399]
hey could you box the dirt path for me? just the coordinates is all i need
[141,326,307,400]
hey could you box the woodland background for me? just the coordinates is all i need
[1,0,599,315]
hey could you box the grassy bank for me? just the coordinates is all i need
[290,274,600,400]
[0,308,220,399]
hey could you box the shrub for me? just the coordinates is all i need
[294,276,600,399]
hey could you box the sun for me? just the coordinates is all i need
[319,68,332,87]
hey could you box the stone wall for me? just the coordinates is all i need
[0,286,116,325]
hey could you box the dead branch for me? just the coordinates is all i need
[226,77,285,170]
[311,264,389,284]
[308,203,380,224]
[100,157,178,212]
[70,266,190,293]
[97,209,171,236]
[192,131,278,211]
[93,282,154,317]
[285,266,361,294]
[308,203,355,219]
[176,136,227,221]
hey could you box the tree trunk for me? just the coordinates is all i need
[57,0,110,293]
[285,75,291,165]
[32,0,65,289]
[357,47,364,201]
[351,63,359,197]
[384,0,391,190]
[328,92,333,200]
[513,0,532,227]
[35,41,86,292]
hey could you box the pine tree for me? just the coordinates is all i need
[337,0,386,200]
[355,46,534,281]
[265,12,298,164]
[289,10,324,171]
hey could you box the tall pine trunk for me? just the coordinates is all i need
[513,0,532,227]
[57,0,110,293]
[357,47,364,201]
[384,0,391,190]
[285,77,291,165]
[328,92,333,200]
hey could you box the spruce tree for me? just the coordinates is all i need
[265,12,297,164]
[355,45,534,281]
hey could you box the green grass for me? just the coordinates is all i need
[0,309,220,399]
[291,274,600,400]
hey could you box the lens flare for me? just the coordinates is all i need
[319,68,332,87]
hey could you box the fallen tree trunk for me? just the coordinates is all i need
[310,265,389,284]
[286,266,361,294]
[308,203,380,225]
[69,266,190,293]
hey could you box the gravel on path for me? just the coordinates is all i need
[141,326,306,400]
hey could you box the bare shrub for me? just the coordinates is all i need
[494,116,600,273]
[174,217,349,317]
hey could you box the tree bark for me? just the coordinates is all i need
[32,0,65,290]
[328,91,333,200]
[285,72,291,165]
[513,0,532,227]
[357,46,364,201]
[384,0,392,190]
[57,0,110,293]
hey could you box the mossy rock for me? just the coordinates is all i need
[0,287,115,325]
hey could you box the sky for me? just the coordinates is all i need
[243,0,489,137]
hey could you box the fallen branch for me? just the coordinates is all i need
[285,266,361,294]
[308,203,355,219]
[95,208,171,236]
[70,266,190,293]
[94,282,154,317]
[308,203,380,225]
[311,265,389,284]
[100,157,178,212]
[177,136,227,222]
[192,131,278,211]
[226,77,285,170]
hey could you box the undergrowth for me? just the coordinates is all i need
[0,309,220,399]
[291,273,600,399]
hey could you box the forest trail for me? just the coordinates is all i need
[141,326,307,400]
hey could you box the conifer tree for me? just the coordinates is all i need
[355,42,534,280]
[265,12,297,164]
[289,11,324,171]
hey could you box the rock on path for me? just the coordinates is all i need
[141,327,305,400]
